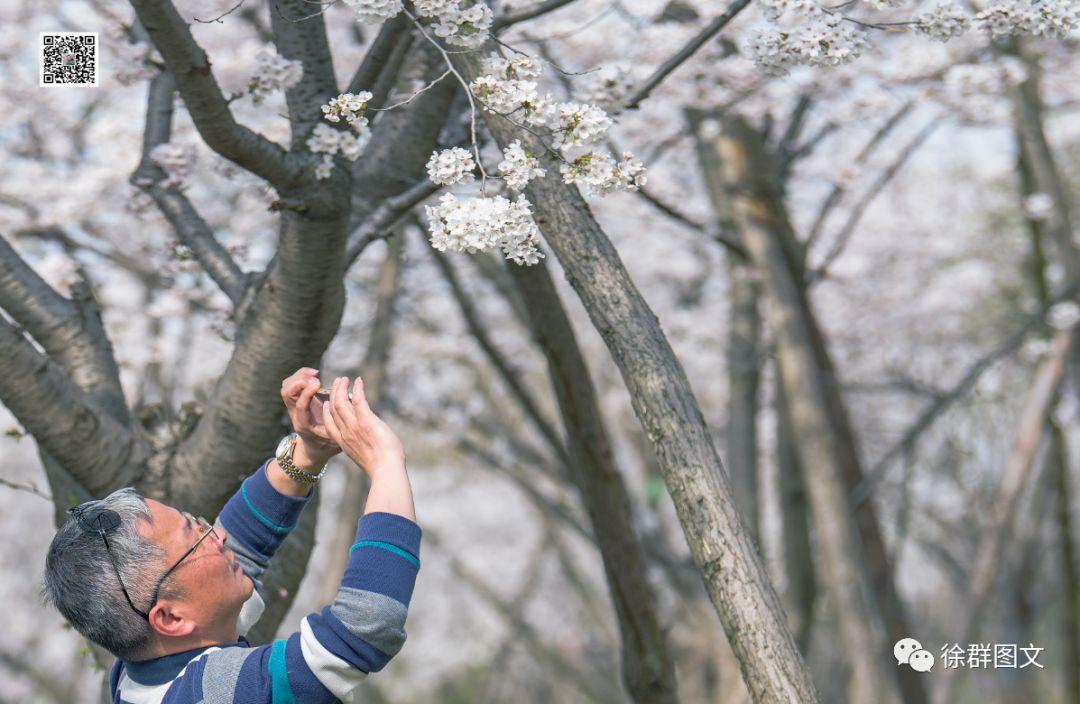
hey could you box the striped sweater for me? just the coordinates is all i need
[109,460,421,704]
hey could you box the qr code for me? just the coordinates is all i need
[40,32,98,87]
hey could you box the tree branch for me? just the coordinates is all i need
[493,0,581,30]
[0,315,145,497]
[853,286,1074,505]
[128,1,295,187]
[345,179,440,266]
[269,0,340,148]
[0,234,128,422]
[346,14,410,96]
[809,118,940,283]
[428,246,571,468]
[621,0,752,111]
[133,69,248,306]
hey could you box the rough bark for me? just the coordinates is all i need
[454,50,819,703]
[504,257,679,704]
[707,115,904,704]
[934,329,1072,704]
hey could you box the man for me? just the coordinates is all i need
[42,368,420,703]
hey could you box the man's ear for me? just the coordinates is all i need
[148,601,197,639]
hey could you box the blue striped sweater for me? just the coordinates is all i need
[109,460,421,704]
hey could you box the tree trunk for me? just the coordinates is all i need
[505,257,680,704]
[454,50,819,703]
[1052,421,1080,704]
[726,259,763,543]
[775,375,815,653]
[707,115,903,704]
[934,329,1073,704]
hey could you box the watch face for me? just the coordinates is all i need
[275,434,291,458]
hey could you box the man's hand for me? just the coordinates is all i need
[281,368,340,466]
[322,376,405,479]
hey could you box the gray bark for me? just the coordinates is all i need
[706,115,903,704]
[504,257,679,703]
[453,50,819,703]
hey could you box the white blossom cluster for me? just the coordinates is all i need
[974,0,1078,38]
[248,50,303,105]
[343,0,403,24]
[306,123,371,180]
[746,13,869,76]
[498,140,546,191]
[425,192,544,265]
[150,142,196,188]
[426,147,476,185]
[429,2,494,48]
[915,2,971,40]
[338,0,493,47]
[559,151,647,195]
[322,91,374,130]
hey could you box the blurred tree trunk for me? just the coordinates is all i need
[317,234,404,607]
[454,50,819,704]
[1015,97,1080,704]
[934,329,1072,704]
[725,252,763,543]
[699,113,906,704]
[504,257,679,704]
[775,375,816,652]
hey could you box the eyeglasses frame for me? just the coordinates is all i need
[67,503,219,622]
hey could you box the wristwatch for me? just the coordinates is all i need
[275,432,328,485]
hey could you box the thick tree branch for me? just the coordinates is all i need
[0,316,145,497]
[133,70,248,306]
[269,0,340,148]
[128,0,295,187]
[346,14,410,95]
[0,234,128,422]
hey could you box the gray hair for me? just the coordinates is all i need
[41,487,186,661]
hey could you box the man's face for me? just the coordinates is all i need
[140,499,253,634]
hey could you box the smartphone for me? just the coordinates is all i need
[315,388,352,402]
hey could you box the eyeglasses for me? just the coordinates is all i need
[68,503,219,622]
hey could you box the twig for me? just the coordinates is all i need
[622,0,753,111]
[404,10,489,184]
[0,476,52,501]
[193,0,246,24]
[371,68,453,111]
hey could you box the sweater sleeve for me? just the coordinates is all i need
[191,512,422,704]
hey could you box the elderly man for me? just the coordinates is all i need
[42,368,420,703]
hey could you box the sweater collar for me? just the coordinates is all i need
[122,636,249,686]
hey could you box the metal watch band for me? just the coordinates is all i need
[279,452,327,484]
[278,435,328,485]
